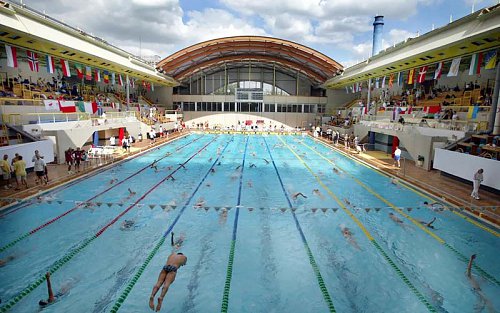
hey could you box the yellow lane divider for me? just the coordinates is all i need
[299,138,499,286]
[312,139,499,237]
[276,136,437,312]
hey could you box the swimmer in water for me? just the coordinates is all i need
[178,163,186,169]
[466,254,495,312]
[120,219,135,230]
[391,177,399,185]
[217,162,221,166]
[423,201,445,212]
[389,212,405,225]
[128,188,136,196]
[263,159,269,164]
[235,165,242,170]
[249,163,256,168]
[166,166,173,171]
[292,192,308,200]
[210,168,215,173]
[247,180,253,188]
[333,168,339,174]
[171,232,185,250]
[194,198,205,208]
[208,157,213,162]
[418,217,436,229]
[0,255,15,267]
[313,189,325,199]
[343,198,354,207]
[219,208,228,225]
[168,176,176,181]
[340,225,360,250]
[109,178,118,185]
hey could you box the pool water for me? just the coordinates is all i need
[0,133,498,313]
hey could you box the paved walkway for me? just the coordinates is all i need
[0,131,185,206]
[315,137,499,226]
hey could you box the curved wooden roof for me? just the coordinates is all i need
[157,36,342,85]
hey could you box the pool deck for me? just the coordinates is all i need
[0,131,186,207]
[315,136,499,226]
[1,131,498,227]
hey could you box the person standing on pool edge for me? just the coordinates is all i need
[149,234,187,311]
[471,169,483,200]
[393,146,402,168]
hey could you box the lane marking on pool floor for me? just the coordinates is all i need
[0,136,219,313]
[220,136,249,313]
[312,138,500,238]
[264,137,337,313]
[110,137,233,313]
[0,133,199,218]
[300,139,500,286]
[0,135,207,254]
[277,135,437,313]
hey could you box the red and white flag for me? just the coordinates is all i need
[434,62,443,80]
[58,100,76,113]
[95,69,101,82]
[26,50,39,72]
[46,55,55,73]
[5,44,18,68]
[84,101,98,114]
[118,74,123,86]
[417,66,428,83]
[60,59,71,77]
[43,100,59,111]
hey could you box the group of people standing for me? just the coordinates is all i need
[64,147,87,174]
[0,150,48,191]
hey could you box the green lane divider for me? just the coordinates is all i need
[277,135,437,312]
[371,241,436,313]
[110,237,166,312]
[0,233,30,252]
[264,137,336,313]
[221,240,236,311]
[110,137,231,312]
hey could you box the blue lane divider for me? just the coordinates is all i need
[263,136,336,312]
[110,136,231,312]
[221,136,249,313]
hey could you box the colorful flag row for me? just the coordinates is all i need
[367,49,497,90]
[4,44,141,88]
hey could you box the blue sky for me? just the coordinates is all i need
[25,0,498,67]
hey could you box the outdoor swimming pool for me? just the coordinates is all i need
[0,133,499,313]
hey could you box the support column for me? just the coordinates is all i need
[391,136,399,157]
[126,74,130,110]
[490,60,500,135]
[296,71,300,96]
[273,63,276,95]
[93,131,99,147]
[367,78,371,112]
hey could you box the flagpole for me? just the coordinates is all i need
[126,74,130,111]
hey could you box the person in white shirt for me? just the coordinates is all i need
[471,169,484,200]
[34,155,47,185]
[110,136,116,146]
[394,146,402,168]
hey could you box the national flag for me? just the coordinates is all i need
[111,72,115,85]
[103,71,109,83]
[26,50,39,72]
[76,101,98,114]
[352,84,355,93]
[434,62,443,80]
[447,57,461,77]
[151,83,154,92]
[118,74,123,86]
[375,77,380,89]
[46,55,55,73]
[381,76,386,88]
[5,44,18,68]
[130,78,135,88]
[58,100,76,113]
[75,64,84,79]
[469,53,483,75]
[85,66,92,80]
[389,73,394,88]
[407,68,415,84]
[484,50,497,70]
[350,85,354,93]
[95,69,101,82]
[60,59,71,77]
[43,100,59,111]
[417,66,428,83]
[397,72,403,86]
[345,86,349,94]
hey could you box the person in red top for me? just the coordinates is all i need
[65,148,74,174]
[73,147,82,173]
